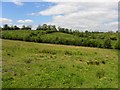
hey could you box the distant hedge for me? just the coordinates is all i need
[1,30,119,49]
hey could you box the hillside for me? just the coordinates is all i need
[2,39,118,88]
[1,30,119,49]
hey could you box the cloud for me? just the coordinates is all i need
[12,0,24,6]
[3,0,119,3]
[0,18,12,24]
[17,19,33,23]
[38,2,118,32]
[14,24,37,30]
[39,2,117,15]
[4,0,117,32]
[42,0,118,2]
[39,2,79,15]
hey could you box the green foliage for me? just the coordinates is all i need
[2,24,32,30]
[36,24,57,31]
[21,25,32,30]
[103,38,112,49]
[2,30,118,49]
[3,24,11,30]
[1,24,118,49]
[115,41,120,49]
[115,32,120,49]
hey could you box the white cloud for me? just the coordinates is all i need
[2,0,119,2]
[15,24,37,30]
[38,2,118,32]
[17,19,33,23]
[3,0,117,32]
[39,2,117,15]
[0,18,12,24]
[39,2,79,15]
[12,0,24,6]
[42,0,118,2]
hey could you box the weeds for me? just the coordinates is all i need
[64,50,72,55]
[24,58,32,64]
[39,49,56,55]
[96,70,105,79]
[87,60,106,65]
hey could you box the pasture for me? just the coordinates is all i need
[2,39,118,88]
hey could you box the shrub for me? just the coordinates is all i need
[96,70,105,79]
[115,41,120,50]
[103,38,112,49]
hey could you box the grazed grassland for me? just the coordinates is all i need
[2,39,118,88]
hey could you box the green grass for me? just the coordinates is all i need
[2,39,118,88]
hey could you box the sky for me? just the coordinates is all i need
[0,0,119,32]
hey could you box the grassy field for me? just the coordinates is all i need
[2,39,118,88]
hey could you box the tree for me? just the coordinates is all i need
[36,25,42,30]
[21,25,31,30]
[103,38,112,49]
[85,30,89,33]
[10,25,14,30]
[13,25,20,30]
[47,25,51,30]
[26,25,32,30]
[3,24,10,30]
[0,26,2,33]
[42,24,47,30]
[52,25,57,31]
[115,40,120,49]
[58,26,61,32]
[69,29,72,34]
[21,25,26,30]
[0,26,2,30]
[58,27,66,33]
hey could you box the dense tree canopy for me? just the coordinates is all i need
[36,24,57,31]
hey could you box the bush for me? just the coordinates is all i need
[115,41,120,50]
[103,38,112,49]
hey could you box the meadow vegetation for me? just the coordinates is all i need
[2,40,118,88]
[1,24,119,88]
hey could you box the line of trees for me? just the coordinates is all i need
[1,24,119,49]
[2,30,118,49]
[1,24,32,30]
